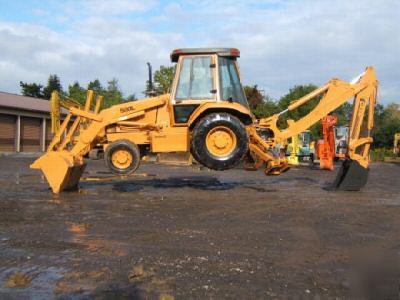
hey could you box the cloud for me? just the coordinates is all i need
[0,0,399,104]
[0,19,183,97]
[155,0,400,103]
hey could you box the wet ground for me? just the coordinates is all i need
[0,157,399,299]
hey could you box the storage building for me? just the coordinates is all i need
[0,92,57,152]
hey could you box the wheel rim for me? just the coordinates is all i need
[111,149,132,169]
[205,126,237,157]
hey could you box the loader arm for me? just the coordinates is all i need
[50,91,89,135]
[31,93,169,193]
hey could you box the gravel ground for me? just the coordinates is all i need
[0,157,399,299]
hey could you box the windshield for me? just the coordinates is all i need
[175,56,214,100]
[219,57,248,107]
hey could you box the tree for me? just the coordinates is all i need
[244,85,264,109]
[43,74,63,99]
[19,75,63,100]
[277,84,321,139]
[332,102,352,126]
[68,81,87,105]
[243,85,278,118]
[252,95,279,118]
[19,75,132,109]
[67,78,125,109]
[87,79,103,93]
[154,66,175,94]
[372,103,400,148]
[125,94,137,102]
[278,84,319,120]
[20,81,44,98]
[145,65,175,96]
[103,78,123,107]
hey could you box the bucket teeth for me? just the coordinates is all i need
[327,159,369,191]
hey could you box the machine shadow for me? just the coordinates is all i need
[57,282,143,299]
[79,176,278,193]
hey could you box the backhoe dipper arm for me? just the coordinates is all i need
[259,67,377,142]
[258,67,377,168]
[245,66,377,189]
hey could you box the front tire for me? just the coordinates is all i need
[105,140,140,175]
[191,113,248,170]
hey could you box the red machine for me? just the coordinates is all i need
[316,115,337,170]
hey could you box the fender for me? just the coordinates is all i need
[187,102,254,128]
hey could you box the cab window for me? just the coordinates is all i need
[175,56,214,100]
[219,57,248,108]
[173,104,199,123]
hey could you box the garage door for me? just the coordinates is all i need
[0,114,16,151]
[46,119,53,148]
[21,117,41,152]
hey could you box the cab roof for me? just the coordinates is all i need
[170,48,240,62]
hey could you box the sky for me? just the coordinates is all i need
[0,0,399,104]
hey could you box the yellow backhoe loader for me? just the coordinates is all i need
[287,134,300,166]
[31,48,378,193]
[286,131,313,166]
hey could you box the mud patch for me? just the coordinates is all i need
[127,265,175,298]
[54,269,110,296]
[4,272,32,288]
[0,266,64,299]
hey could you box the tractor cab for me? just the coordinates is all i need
[169,48,250,124]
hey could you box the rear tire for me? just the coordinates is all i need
[191,113,248,170]
[105,140,140,175]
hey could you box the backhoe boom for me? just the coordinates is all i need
[247,67,377,188]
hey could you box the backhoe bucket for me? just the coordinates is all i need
[327,159,369,191]
[30,151,86,193]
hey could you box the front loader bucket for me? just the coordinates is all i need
[30,151,86,193]
[327,159,369,191]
